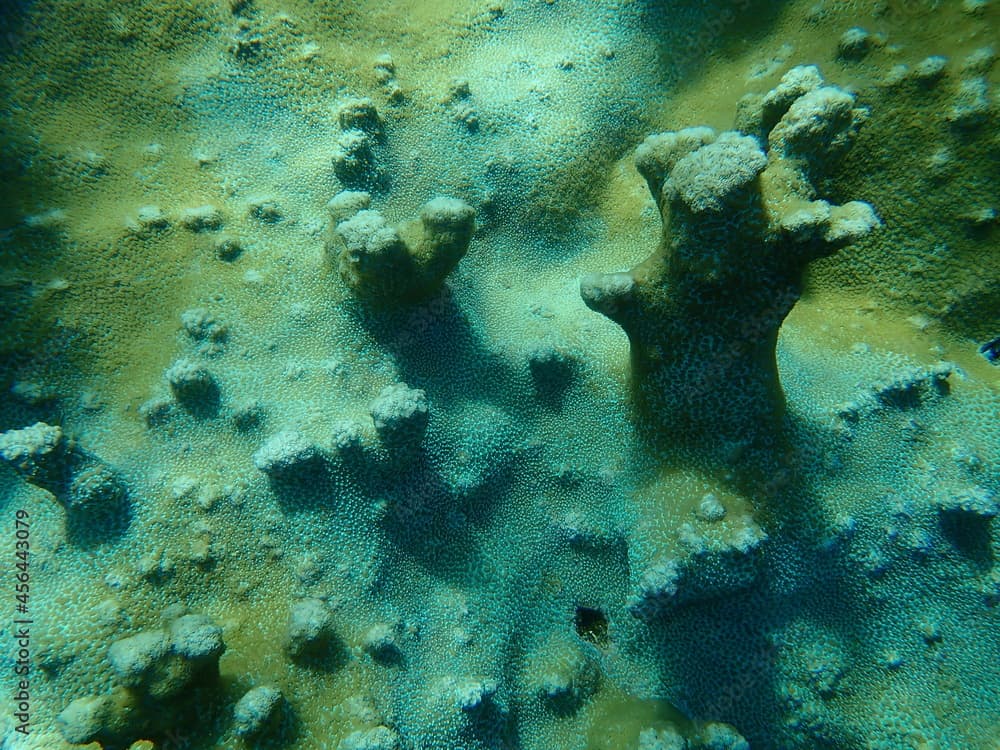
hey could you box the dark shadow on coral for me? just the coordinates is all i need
[459,699,514,750]
[266,457,352,512]
[288,632,350,673]
[0,317,87,433]
[375,450,520,590]
[540,680,594,719]
[649,592,783,740]
[0,0,33,60]
[939,510,995,568]
[263,695,302,749]
[94,675,238,750]
[367,642,405,669]
[638,0,788,82]
[207,675,301,748]
[628,416,879,748]
[378,454,467,553]
[345,287,523,413]
[65,493,131,547]
[528,347,577,411]
[175,383,222,420]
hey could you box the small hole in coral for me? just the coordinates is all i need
[574,606,609,648]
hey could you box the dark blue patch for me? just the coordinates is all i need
[979,336,1000,364]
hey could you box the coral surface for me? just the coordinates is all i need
[0,2,997,750]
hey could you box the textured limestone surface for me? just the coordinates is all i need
[0,1,998,750]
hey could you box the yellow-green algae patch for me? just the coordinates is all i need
[585,689,690,750]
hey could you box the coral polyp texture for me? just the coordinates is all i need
[582,67,880,452]
[0,1,998,750]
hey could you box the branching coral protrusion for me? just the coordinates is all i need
[331,197,475,305]
[581,66,880,450]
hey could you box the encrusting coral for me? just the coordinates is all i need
[581,66,880,453]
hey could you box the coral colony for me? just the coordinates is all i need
[0,2,997,749]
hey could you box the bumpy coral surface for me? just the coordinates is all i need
[0,2,997,750]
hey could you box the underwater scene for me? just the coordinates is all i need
[1,0,998,748]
